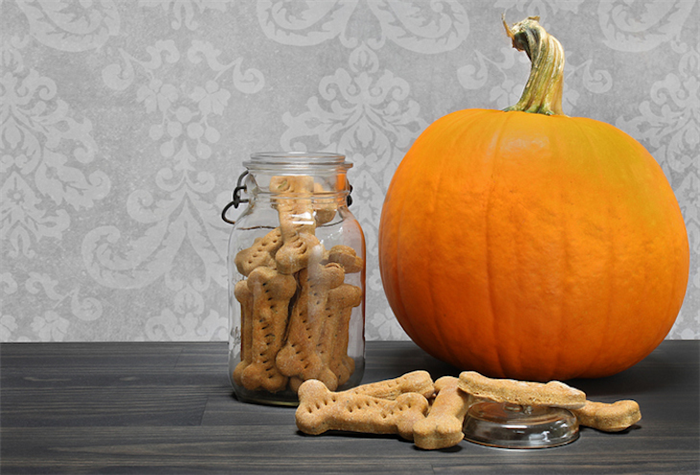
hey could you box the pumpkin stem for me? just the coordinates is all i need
[503,15,565,116]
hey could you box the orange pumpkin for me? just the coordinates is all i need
[378,17,690,381]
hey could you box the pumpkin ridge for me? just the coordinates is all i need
[484,111,517,377]
[436,109,500,369]
[428,110,486,363]
[493,113,572,380]
[409,109,490,365]
[658,221,690,342]
[569,117,615,379]
[613,122,689,357]
[548,119,570,381]
[387,113,462,351]
[426,120,451,356]
[388,162,419,346]
[600,118,649,376]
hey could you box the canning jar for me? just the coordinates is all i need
[222,152,365,405]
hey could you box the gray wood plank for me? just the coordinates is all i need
[1,340,698,474]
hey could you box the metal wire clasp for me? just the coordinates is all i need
[220,170,355,225]
[221,170,249,225]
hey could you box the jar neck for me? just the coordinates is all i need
[250,193,349,213]
[245,169,350,196]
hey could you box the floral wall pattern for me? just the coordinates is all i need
[2,0,698,342]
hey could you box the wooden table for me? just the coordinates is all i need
[1,340,698,474]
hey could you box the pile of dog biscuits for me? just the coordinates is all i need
[232,175,363,395]
[295,370,642,450]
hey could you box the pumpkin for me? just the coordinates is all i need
[378,17,690,381]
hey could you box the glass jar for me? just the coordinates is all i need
[222,152,365,405]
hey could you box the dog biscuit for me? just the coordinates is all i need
[271,175,319,275]
[326,245,363,274]
[296,379,430,441]
[458,371,586,409]
[234,228,282,276]
[313,182,337,226]
[239,266,296,393]
[572,400,641,432]
[276,262,345,387]
[347,370,435,401]
[232,279,253,386]
[317,283,363,388]
[275,232,322,275]
[413,376,474,450]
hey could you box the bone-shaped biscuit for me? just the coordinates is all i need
[346,370,435,401]
[326,245,363,274]
[317,283,363,389]
[313,182,337,226]
[271,175,315,236]
[276,262,345,386]
[571,400,641,432]
[271,175,319,275]
[232,279,253,387]
[295,379,430,441]
[234,228,282,276]
[458,371,586,409]
[239,266,296,393]
[275,232,321,275]
[413,376,474,450]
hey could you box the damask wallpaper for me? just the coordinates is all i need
[1,0,698,343]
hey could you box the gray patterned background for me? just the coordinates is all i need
[1,0,698,342]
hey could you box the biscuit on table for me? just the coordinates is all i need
[458,371,586,409]
[413,376,474,450]
[295,379,430,441]
[572,399,641,432]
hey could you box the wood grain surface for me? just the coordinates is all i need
[1,341,698,474]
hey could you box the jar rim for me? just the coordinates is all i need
[244,151,350,168]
